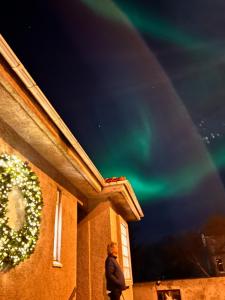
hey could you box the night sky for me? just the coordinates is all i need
[2,0,225,244]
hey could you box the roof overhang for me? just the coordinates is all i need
[0,34,144,221]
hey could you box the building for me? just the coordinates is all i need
[203,234,225,276]
[133,277,225,300]
[0,35,143,300]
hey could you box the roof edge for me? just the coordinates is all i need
[102,179,144,221]
[0,34,144,221]
[0,34,105,191]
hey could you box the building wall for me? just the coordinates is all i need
[110,209,133,300]
[133,277,225,300]
[77,201,111,300]
[77,202,134,300]
[0,123,78,300]
[204,235,225,276]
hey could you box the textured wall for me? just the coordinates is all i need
[90,204,111,300]
[77,201,111,300]
[77,202,134,300]
[77,221,91,300]
[133,277,225,300]
[0,126,78,300]
[110,209,133,300]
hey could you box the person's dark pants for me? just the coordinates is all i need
[108,290,122,300]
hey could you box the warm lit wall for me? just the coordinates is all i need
[133,277,225,300]
[77,201,134,300]
[77,201,111,300]
[110,209,133,300]
[0,122,78,300]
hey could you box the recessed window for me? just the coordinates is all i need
[120,222,131,280]
[157,290,181,300]
[216,257,224,272]
[53,189,62,267]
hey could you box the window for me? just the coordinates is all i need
[157,290,181,300]
[216,257,224,272]
[120,222,131,280]
[53,189,62,267]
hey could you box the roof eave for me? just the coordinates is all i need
[0,34,144,220]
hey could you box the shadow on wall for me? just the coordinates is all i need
[103,274,109,300]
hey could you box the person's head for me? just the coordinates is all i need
[107,242,118,256]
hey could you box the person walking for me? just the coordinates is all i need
[105,242,128,300]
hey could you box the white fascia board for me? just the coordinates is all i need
[0,34,104,192]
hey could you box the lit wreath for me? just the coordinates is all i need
[0,153,43,270]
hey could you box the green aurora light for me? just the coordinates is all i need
[81,0,204,50]
[99,141,225,202]
[80,0,225,203]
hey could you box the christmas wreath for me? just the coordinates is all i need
[0,153,43,270]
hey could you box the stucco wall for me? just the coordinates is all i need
[77,201,111,300]
[133,277,225,300]
[0,124,78,300]
[77,202,134,300]
[110,209,133,300]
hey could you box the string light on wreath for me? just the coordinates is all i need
[0,153,43,270]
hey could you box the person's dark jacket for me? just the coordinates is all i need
[105,255,126,291]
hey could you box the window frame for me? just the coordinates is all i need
[53,189,63,267]
[120,221,132,280]
[216,256,225,273]
[157,289,182,300]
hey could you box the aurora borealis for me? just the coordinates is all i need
[2,0,225,243]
